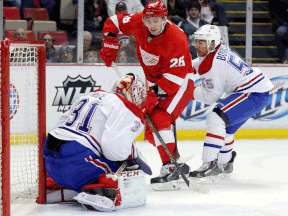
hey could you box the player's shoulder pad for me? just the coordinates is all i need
[114,92,144,123]
[160,21,188,56]
[198,46,221,75]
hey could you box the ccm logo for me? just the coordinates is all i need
[104,43,120,49]
[121,171,140,178]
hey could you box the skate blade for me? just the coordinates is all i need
[151,181,181,191]
[189,176,219,184]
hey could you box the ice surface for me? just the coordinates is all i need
[11,139,288,216]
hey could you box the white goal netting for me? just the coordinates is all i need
[0,43,41,209]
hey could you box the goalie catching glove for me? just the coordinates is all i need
[99,36,120,67]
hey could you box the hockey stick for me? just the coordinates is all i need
[173,122,179,160]
[112,161,127,181]
[110,63,205,191]
[111,62,123,77]
[145,114,210,194]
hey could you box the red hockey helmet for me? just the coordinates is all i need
[143,1,168,18]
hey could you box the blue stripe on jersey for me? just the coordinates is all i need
[204,143,222,149]
[235,76,265,92]
[59,126,101,156]
[220,149,233,153]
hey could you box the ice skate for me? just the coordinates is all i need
[151,162,190,191]
[188,160,220,184]
[218,151,237,178]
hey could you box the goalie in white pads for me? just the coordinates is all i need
[189,25,273,181]
[44,73,152,211]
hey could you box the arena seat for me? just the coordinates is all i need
[4,20,27,31]
[3,7,21,20]
[38,31,69,45]
[32,21,57,39]
[24,8,49,21]
[5,30,36,41]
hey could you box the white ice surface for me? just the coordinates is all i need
[12,139,288,216]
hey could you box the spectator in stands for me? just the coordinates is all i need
[84,31,92,53]
[115,2,130,46]
[198,0,214,24]
[106,0,144,17]
[205,0,234,34]
[268,0,288,63]
[115,2,127,14]
[117,50,129,63]
[84,50,99,63]
[42,33,59,63]
[11,28,28,62]
[84,0,108,31]
[14,28,27,39]
[178,1,208,59]
[118,35,138,63]
[167,0,186,24]
[58,46,74,63]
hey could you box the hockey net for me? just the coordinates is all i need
[0,38,46,215]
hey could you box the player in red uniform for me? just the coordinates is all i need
[99,1,197,190]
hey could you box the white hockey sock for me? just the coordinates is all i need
[202,112,226,162]
[218,134,234,164]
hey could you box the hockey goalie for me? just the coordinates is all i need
[44,74,152,211]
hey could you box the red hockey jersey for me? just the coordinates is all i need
[103,13,194,95]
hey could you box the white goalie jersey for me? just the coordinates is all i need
[192,44,274,105]
[50,90,144,161]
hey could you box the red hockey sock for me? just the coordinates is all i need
[157,143,178,164]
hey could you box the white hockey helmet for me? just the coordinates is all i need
[112,73,147,107]
[192,24,222,53]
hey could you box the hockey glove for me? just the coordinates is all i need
[141,91,158,114]
[99,36,120,67]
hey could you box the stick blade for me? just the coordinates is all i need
[189,182,210,194]
[177,154,194,164]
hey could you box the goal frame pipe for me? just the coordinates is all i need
[1,38,47,216]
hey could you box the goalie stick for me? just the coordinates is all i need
[111,62,208,193]
[112,161,127,181]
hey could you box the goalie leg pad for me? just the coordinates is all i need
[75,170,147,211]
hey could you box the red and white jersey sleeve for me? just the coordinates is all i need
[50,90,144,162]
[103,13,143,37]
[193,44,274,105]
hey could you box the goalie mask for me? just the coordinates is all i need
[112,73,147,107]
[192,24,221,54]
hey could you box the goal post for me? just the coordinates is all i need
[0,38,46,215]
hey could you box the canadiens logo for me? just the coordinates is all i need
[181,76,288,122]
[10,83,20,120]
[52,75,101,112]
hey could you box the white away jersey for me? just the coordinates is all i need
[50,90,144,161]
[192,44,274,105]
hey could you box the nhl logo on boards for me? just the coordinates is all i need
[52,75,101,112]
[147,37,152,42]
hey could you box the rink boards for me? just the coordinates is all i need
[9,65,288,142]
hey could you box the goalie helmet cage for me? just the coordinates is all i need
[0,38,46,216]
